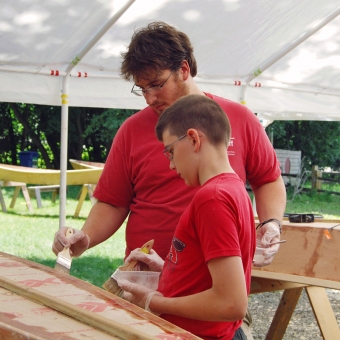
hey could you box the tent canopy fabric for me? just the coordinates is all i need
[1,0,339,121]
[1,0,340,228]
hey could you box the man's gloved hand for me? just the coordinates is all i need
[125,249,164,272]
[253,221,281,267]
[52,227,90,258]
[117,278,163,313]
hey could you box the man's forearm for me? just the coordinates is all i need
[252,176,286,223]
[82,201,129,248]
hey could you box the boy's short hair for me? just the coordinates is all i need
[156,94,231,146]
[120,21,197,81]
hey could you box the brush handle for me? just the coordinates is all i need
[119,239,154,271]
[268,240,286,246]
[60,227,74,258]
[55,227,75,272]
[65,227,74,239]
[59,247,71,259]
[329,223,340,231]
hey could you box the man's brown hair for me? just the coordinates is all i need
[121,22,197,81]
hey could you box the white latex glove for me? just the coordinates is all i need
[117,278,163,314]
[125,249,164,272]
[52,227,90,258]
[253,221,281,267]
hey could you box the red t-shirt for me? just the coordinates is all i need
[94,94,280,259]
[158,173,256,339]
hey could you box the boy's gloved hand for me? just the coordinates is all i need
[254,221,280,267]
[117,278,163,313]
[125,249,164,272]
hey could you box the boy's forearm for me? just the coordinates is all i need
[151,289,247,322]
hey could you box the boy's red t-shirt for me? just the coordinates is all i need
[158,173,256,339]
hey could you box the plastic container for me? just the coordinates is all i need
[253,247,266,264]
[114,270,160,290]
[18,151,39,167]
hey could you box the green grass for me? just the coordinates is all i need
[1,185,340,288]
[285,189,340,219]
[0,185,126,287]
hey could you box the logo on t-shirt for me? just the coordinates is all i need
[167,237,186,264]
[228,137,235,157]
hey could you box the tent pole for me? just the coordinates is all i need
[239,85,247,105]
[240,7,340,104]
[59,76,70,229]
[58,0,137,229]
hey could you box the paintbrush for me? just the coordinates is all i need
[54,227,74,274]
[268,240,286,246]
[102,239,154,296]
[324,223,340,240]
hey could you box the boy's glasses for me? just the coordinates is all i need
[131,70,174,97]
[288,214,314,223]
[163,135,187,161]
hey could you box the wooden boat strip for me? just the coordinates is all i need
[0,284,121,340]
[252,270,340,290]
[0,275,157,340]
[0,252,201,340]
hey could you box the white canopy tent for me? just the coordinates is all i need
[1,0,340,227]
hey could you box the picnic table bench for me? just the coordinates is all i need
[27,184,60,208]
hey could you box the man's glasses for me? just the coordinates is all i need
[131,70,174,97]
[163,134,187,161]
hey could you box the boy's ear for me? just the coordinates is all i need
[187,128,201,151]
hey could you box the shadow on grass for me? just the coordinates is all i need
[1,185,91,218]
[27,256,124,288]
[3,210,87,220]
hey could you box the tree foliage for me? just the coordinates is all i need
[0,102,136,168]
[269,120,340,170]
[2,102,340,171]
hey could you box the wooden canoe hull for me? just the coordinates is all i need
[252,221,340,290]
[0,164,102,185]
[69,159,105,170]
[0,252,200,340]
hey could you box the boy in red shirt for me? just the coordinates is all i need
[118,94,256,340]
